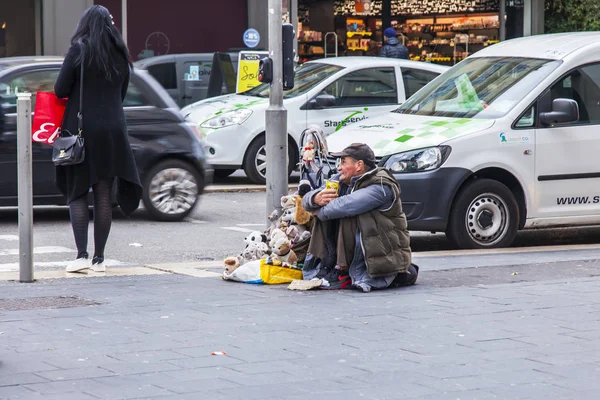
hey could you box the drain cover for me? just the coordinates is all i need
[0,296,101,311]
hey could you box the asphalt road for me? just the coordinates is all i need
[2,185,600,273]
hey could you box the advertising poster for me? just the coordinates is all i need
[236,51,269,93]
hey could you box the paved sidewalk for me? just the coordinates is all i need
[1,266,600,400]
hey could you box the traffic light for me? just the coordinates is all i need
[282,23,295,90]
[258,57,273,84]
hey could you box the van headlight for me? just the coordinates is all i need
[200,108,252,129]
[384,146,451,173]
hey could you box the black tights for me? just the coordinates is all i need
[69,178,113,259]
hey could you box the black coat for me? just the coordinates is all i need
[54,43,142,216]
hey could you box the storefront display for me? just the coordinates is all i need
[398,14,499,65]
[297,0,500,65]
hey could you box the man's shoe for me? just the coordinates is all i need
[91,256,105,272]
[320,267,351,290]
[66,256,90,273]
[390,264,419,288]
[351,282,372,293]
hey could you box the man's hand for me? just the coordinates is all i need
[314,189,338,207]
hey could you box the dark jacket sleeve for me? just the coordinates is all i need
[121,66,130,102]
[379,45,390,58]
[54,44,80,99]
[316,183,394,221]
[302,172,342,211]
[302,182,327,212]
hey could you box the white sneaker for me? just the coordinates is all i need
[91,258,105,272]
[66,257,90,273]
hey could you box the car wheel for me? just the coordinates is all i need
[142,159,203,222]
[446,179,519,249]
[243,135,297,185]
[213,169,237,179]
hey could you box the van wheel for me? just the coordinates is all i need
[142,159,202,222]
[243,135,297,185]
[446,179,519,249]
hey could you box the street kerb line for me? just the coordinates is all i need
[414,243,600,258]
[221,226,257,233]
[144,261,222,278]
[205,183,298,193]
[0,267,168,281]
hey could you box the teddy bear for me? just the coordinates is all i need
[281,207,296,224]
[301,141,316,163]
[244,231,267,247]
[271,237,298,265]
[292,194,312,226]
[242,241,269,263]
[223,256,242,274]
[292,230,311,247]
[297,180,313,197]
[269,228,288,249]
[280,195,296,210]
[265,209,281,236]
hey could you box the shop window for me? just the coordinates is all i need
[321,67,397,107]
[549,64,600,125]
[147,62,177,90]
[123,81,150,107]
[401,68,439,99]
[0,69,60,114]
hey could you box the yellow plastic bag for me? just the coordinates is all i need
[259,258,303,284]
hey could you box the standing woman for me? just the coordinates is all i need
[55,5,142,273]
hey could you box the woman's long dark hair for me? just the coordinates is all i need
[71,5,133,80]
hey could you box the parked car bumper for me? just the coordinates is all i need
[392,167,471,232]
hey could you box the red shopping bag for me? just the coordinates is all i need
[32,92,67,145]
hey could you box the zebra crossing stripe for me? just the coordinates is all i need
[0,235,19,241]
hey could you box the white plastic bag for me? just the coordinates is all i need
[222,259,262,283]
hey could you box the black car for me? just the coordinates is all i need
[0,56,212,221]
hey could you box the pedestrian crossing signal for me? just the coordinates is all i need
[258,57,273,84]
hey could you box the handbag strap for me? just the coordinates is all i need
[77,42,84,137]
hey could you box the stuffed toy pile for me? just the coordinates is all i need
[223,181,314,276]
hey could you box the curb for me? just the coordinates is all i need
[144,261,223,278]
[204,184,298,194]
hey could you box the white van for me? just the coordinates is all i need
[181,57,446,183]
[326,32,600,249]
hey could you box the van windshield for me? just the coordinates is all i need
[242,62,343,99]
[395,57,561,119]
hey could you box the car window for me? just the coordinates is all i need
[397,57,562,119]
[319,67,397,108]
[549,64,600,125]
[147,62,177,90]
[0,69,60,114]
[515,105,535,128]
[243,63,343,99]
[123,81,150,107]
[401,67,439,99]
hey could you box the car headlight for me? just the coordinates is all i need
[200,108,252,129]
[384,146,451,173]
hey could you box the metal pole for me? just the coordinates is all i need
[17,93,33,283]
[265,0,288,221]
[499,0,506,41]
[290,0,298,62]
[122,0,128,45]
[523,0,532,36]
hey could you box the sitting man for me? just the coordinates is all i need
[302,143,417,292]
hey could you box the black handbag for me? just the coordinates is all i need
[53,45,85,166]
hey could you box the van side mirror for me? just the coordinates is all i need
[308,94,336,110]
[540,98,579,125]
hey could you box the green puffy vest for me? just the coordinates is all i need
[355,168,412,277]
